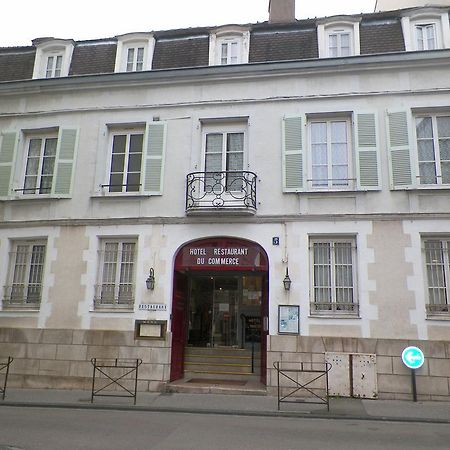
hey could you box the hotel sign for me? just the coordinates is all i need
[176,238,268,271]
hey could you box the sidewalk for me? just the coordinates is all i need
[1,388,449,424]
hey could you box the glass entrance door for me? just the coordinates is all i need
[211,277,239,347]
[187,275,262,348]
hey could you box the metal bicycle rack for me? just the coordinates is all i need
[273,361,332,411]
[91,358,142,405]
[0,356,13,400]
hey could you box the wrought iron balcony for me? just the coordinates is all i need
[186,171,257,215]
[2,285,41,310]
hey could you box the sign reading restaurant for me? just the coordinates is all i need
[176,237,268,271]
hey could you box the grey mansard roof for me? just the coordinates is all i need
[0,8,444,82]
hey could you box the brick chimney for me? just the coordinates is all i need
[269,0,296,23]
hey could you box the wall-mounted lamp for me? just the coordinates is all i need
[146,268,155,290]
[283,267,292,291]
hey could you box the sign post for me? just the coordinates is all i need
[401,346,425,402]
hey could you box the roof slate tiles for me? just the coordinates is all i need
[0,50,35,82]
[152,37,210,69]
[360,22,405,55]
[69,43,117,76]
[250,29,318,62]
[0,8,446,83]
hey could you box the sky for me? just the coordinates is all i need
[1,0,376,47]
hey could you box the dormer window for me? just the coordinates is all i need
[45,54,63,78]
[114,33,154,73]
[401,8,450,51]
[209,26,250,66]
[32,38,74,79]
[126,46,144,72]
[328,29,351,57]
[415,23,437,50]
[317,18,361,59]
[219,38,239,65]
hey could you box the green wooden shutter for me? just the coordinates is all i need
[52,128,78,197]
[143,122,166,195]
[0,131,18,199]
[387,111,414,189]
[282,116,304,192]
[355,113,381,190]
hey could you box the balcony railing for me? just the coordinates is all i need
[2,285,41,309]
[94,284,134,310]
[426,303,449,315]
[310,301,359,315]
[186,171,257,214]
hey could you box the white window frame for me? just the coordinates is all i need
[104,126,145,194]
[114,33,155,73]
[19,131,58,196]
[201,121,248,193]
[95,238,137,310]
[422,237,450,315]
[306,115,354,191]
[32,38,74,79]
[309,236,358,316]
[208,26,250,66]
[45,53,63,78]
[401,9,450,51]
[4,240,47,309]
[414,113,450,186]
[317,19,361,58]
[415,23,437,51]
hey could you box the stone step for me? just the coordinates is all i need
[185,361,254,374]
[185,354,260,366]
[183,370,260,382]
[185,346,255,357]
[166,378,267,395]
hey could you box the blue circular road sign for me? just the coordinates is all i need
[402,346,425,370]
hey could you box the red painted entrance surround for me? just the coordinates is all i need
[170,237,269,384]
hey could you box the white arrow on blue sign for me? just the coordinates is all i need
[401,346,425,370]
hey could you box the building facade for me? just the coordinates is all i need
[1,3,450,400]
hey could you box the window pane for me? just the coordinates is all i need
[417,140,435,161]
[111,153,125,173]
[28,139,42,157]
[441,162,450,184]
[424,240,448,305]
[127,153,142,172]
[109,174,123,192]
[129,134,143,154]
[205,153,222,172]
[227,133,244,153]
[416,117,433,138]
[419,162,437,184]
[206,134,223,154]
[221,43,228,64]
[126,173,140,192]
[112,135,126,153]
[437,117,450,138]
[44,138,57,156]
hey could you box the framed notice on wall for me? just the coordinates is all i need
[278,305,299,334]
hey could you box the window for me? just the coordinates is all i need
[126,46,145,72]
[401,10,450,52]
[23,135,57,194]
[107,130,144,193]
[416,115,450,186]
[3,241,46,309]
[219,38,240,65]
[310,237,358,315]
[282,113,380,192]
[202,123,246,193]
[95,239,137,309]
[208,26,250,66]
[415,24,436,50]
[114,33,154,73]
[328,30,351,57]
[100,122,166,196]
[32,38,74,79]
[45,54,63,78]
[317,20,360,58]
[309,118,351,189]
[8,128,79,198]
[423,238,450,314]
